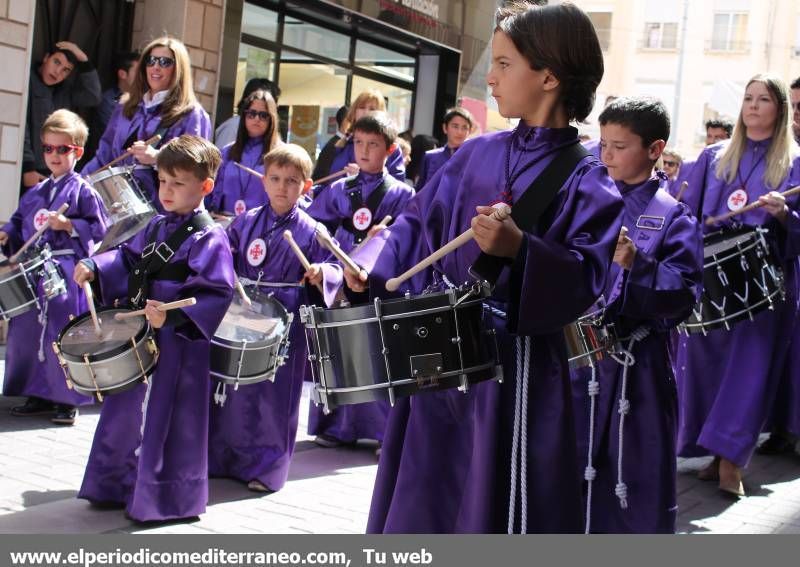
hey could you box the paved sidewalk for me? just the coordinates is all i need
[0,358,799,533]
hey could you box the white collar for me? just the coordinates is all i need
[143,89,169,109]
[50,172,69,183]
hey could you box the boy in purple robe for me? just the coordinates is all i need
[416,107,474,190]
[305,112,415,449]
[570,97,703,533]
[74,135,235,522]
[208,144,342,493]
[205,90,282,218]
[81,37,211,209]
[1,109,108,425]
[676,74,800,496]
[345,3,624,533]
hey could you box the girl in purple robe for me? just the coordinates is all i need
[81,37,211,209]
[676,74,800,497]
[416,107,475,190]
[75,136,235,522]
[205,89,281,218]
[570,97,703,533]
[305,112,415,449]
[346,3,624,533]
[208,144,342,493]
[1,110,108,425]
[312,89,406,196]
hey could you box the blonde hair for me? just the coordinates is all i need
[336,89,386,148]
[715,74,798,190]
[123,36,199,128]
[42,109,89,147]
[264,144,313,180]
[662,149,682,165]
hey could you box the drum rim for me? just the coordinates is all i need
[87,165,134,183]
[212,291,291,346]
[0,255,47,282]
[680,288,785,331]
[56,306,151,363]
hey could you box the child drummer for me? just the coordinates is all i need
[73,135,235,522]
[570,97,702,533]
[1,109,108,425]
[209,143,342,493]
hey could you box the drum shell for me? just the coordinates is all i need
[0,256,46,320]
[55,307,157,397]
[680,227,784,334]
[563,311,616,369]
[303,286,502,410]
[88,167,156,252]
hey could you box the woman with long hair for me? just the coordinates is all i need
[206,90,281,216]
[676,74,800,497]
[82,36,211,208]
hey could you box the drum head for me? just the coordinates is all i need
[59,309,145,357]
[215,288,289,345]
[95,212,155,253]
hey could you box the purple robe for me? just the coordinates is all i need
[205,138,268,216]
[78,209,235,521]
[305,169,414,443]
[676,138,800,467]
[416,146,456,190]
[355,124,624,533]
[81,101,211,207]
[208,204,342,492]
[1,171,108,406]
[582,138,602,159]
[570,177,703,534]
[314,137,406,195]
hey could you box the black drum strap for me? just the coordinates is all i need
[340,175,392,244]
[126,212,214,307]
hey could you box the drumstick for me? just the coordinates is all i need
[94,134,162,174]
[235,280,252,307]
[82,281,102,337]
[675,181,689,202]
[113,297,197,320]
[284,230,323,291]
[8,203,70,264]
[351,215,392,255]
[386,204,512,292]
[705,185,800,225]
[312,168,347,187]
[314,226,368,281]
[233,161,263,179]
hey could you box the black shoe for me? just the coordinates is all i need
[756,433,793,455]
[10,397,55,417]
[51,405,77,425]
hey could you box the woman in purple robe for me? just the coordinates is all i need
[570,97,703,534]
[1,110,108,425]
[208,144,342,493]
[346,3,624,533]
[676,74,800,496]
[81,37,211,208]
[75,136,235,522]
[205,90,281,218]
[416,107,475,190]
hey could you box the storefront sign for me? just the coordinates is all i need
[379,0,441,28]
[394,0,439,20]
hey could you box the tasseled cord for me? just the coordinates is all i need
[609,327,650,510]
[37,297,49,362]
[508,335,531,534]
[214,381,227,407]
[583,363,600,534]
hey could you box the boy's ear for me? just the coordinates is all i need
[303,178,313,194]
[201,178,215,195]
[387,142,397,155]
[74,147,84,159]
[649,139,667,161]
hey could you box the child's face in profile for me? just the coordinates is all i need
[600,123,660,185]
[263,163,307,216]
[158,168,210,215]
[42,131,82,178]
[353,130,391,175]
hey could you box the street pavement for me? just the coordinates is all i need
[0,356,799,534]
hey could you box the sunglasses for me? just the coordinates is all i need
[145,55,175,68]
[244,110,270,121]
[42,144,81,155]
[663,160,678,167]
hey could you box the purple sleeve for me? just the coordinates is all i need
[92,244,138,304]
[175,106,212,139]
[206,146,232,211]
[306,178,347,227]
[618,206,703,322]
[68,184,109,257]
[81,105,124,175]
[416,154,431,190]
[306,231,344,307]
[386,146,406,182]
[681,146,714,218]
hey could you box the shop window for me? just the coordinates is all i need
[242,3,279,42]
[283,17,351,63]
[355,40,416,81]
[234,43,277,110]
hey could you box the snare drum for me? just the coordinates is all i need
[53,307,159,399]
[563,309,617,369]
[88,166,156,252]
[301,283,503,413]
[0,247,66,320]
[679,227,784,334]
[210,288,293,387]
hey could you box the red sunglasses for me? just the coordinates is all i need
[42,144,81,155]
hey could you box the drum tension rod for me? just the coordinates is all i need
[52,341,74,390]
[83,353,103,402]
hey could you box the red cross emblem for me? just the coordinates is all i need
[235,199,247,216]
[33,208,50,231]
[727,189,748,212]
[246,238,267,266]
[352,207,372,231]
